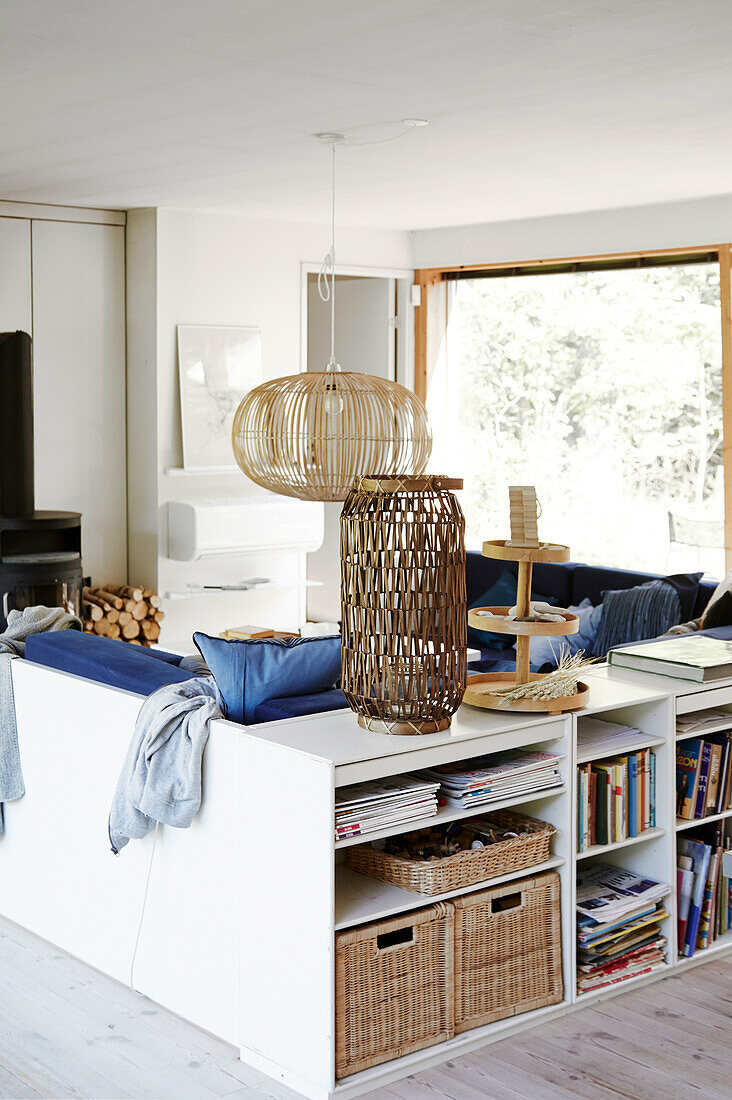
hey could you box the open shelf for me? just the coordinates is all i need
[335,857,565,931]
[576,826,665,860]
[676,808,732,831]
[335,779,566,849]
[676,928,732,965]
[676,720,732,742]
[577,733,666,764]
[575,962,671,1003]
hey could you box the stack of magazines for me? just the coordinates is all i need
[576,863,669,994]
[335,776,440,841]
[418,749,563,809]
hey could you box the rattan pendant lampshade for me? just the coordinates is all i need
[231,137,432,501]
[232,370,431,501]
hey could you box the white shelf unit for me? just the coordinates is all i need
[676,808,732,831]
[236,668,732,1100]
[570,679,677,999]
[575,826,666,860]
[334,777,566,850]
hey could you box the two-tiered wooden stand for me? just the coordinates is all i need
[464,538,590,714]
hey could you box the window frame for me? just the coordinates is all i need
[414,244,732,571]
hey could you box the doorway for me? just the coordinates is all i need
[303,268,412,622]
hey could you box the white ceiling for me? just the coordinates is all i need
[2,0,732,229]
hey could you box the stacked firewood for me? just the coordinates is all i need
[82,585,164,645]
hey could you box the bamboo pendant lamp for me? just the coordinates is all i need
[231,136,431,502]
[231,371,431,501]
[341,474,467,735]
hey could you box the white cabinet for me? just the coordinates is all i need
[31,219,127,581]
[0,211,127,584]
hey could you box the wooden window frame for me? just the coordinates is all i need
[414,244,732,571]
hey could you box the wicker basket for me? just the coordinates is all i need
[453,871,563,1032]
[335,903,454,1079]
[347,810,556,896]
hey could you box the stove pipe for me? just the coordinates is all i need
[0,331,34,517]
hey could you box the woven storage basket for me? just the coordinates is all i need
[347,810,555,896]
[335,903,454,1079]
[453,871,563,1033]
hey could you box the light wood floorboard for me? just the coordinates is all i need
[1,916,731,1100]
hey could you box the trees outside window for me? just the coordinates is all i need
[431,263,723,577]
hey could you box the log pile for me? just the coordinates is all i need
[82,585,164,646]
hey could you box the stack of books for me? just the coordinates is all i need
[334,775,440,841]
[418,750,563,809]
[608,635,732,682]
[677,825,732,957]
[577,749,656,852]
[576,863,669,993]
[676,734,732,820]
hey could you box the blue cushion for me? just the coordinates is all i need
[25,631,192,696]
[468,568,557,650]
[252,689,348,723]
[526,599,604,670]
[193,632,342,724]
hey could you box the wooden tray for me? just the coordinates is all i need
[467,606,579,637]
[481,540,570,564]
[463,672,590,714]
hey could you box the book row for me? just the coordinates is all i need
[676,732,732,821]
[677,823,732,957]
[577,749,656,853]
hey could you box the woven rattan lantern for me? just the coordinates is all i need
[341,475,467,734]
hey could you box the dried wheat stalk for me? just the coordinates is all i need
[490,649,597,706]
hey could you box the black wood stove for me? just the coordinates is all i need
[0,331,82,631]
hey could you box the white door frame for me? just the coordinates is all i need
[300,261,415,389]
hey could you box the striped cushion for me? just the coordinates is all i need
[595,580,681,657]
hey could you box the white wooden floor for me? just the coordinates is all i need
[1,914,731,1100]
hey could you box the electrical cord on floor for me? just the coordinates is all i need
[129,821,159,994]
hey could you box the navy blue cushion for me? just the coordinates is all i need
[468,568,558,650]
[252,689,348,723]
[25,631,192,696]
[466,552,576,609]
[695,579,720,618]
[193,632,342,724]
[571,564,660,607]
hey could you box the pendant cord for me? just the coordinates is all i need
[317,141,339,371]
[330,140,336,368]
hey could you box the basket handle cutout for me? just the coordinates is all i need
[376,926,414,951]
[490,891,523,914]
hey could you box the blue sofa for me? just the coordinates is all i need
[24,629,347,723]
[466,551,717,673]
[24,556,719,723]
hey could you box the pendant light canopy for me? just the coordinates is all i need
[232,134,432,502]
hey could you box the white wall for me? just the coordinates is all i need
[411,193,732,268]
[127,208,410,645]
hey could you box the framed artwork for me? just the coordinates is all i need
[177,324,263,471]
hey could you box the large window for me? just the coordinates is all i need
[428,262,724,577]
